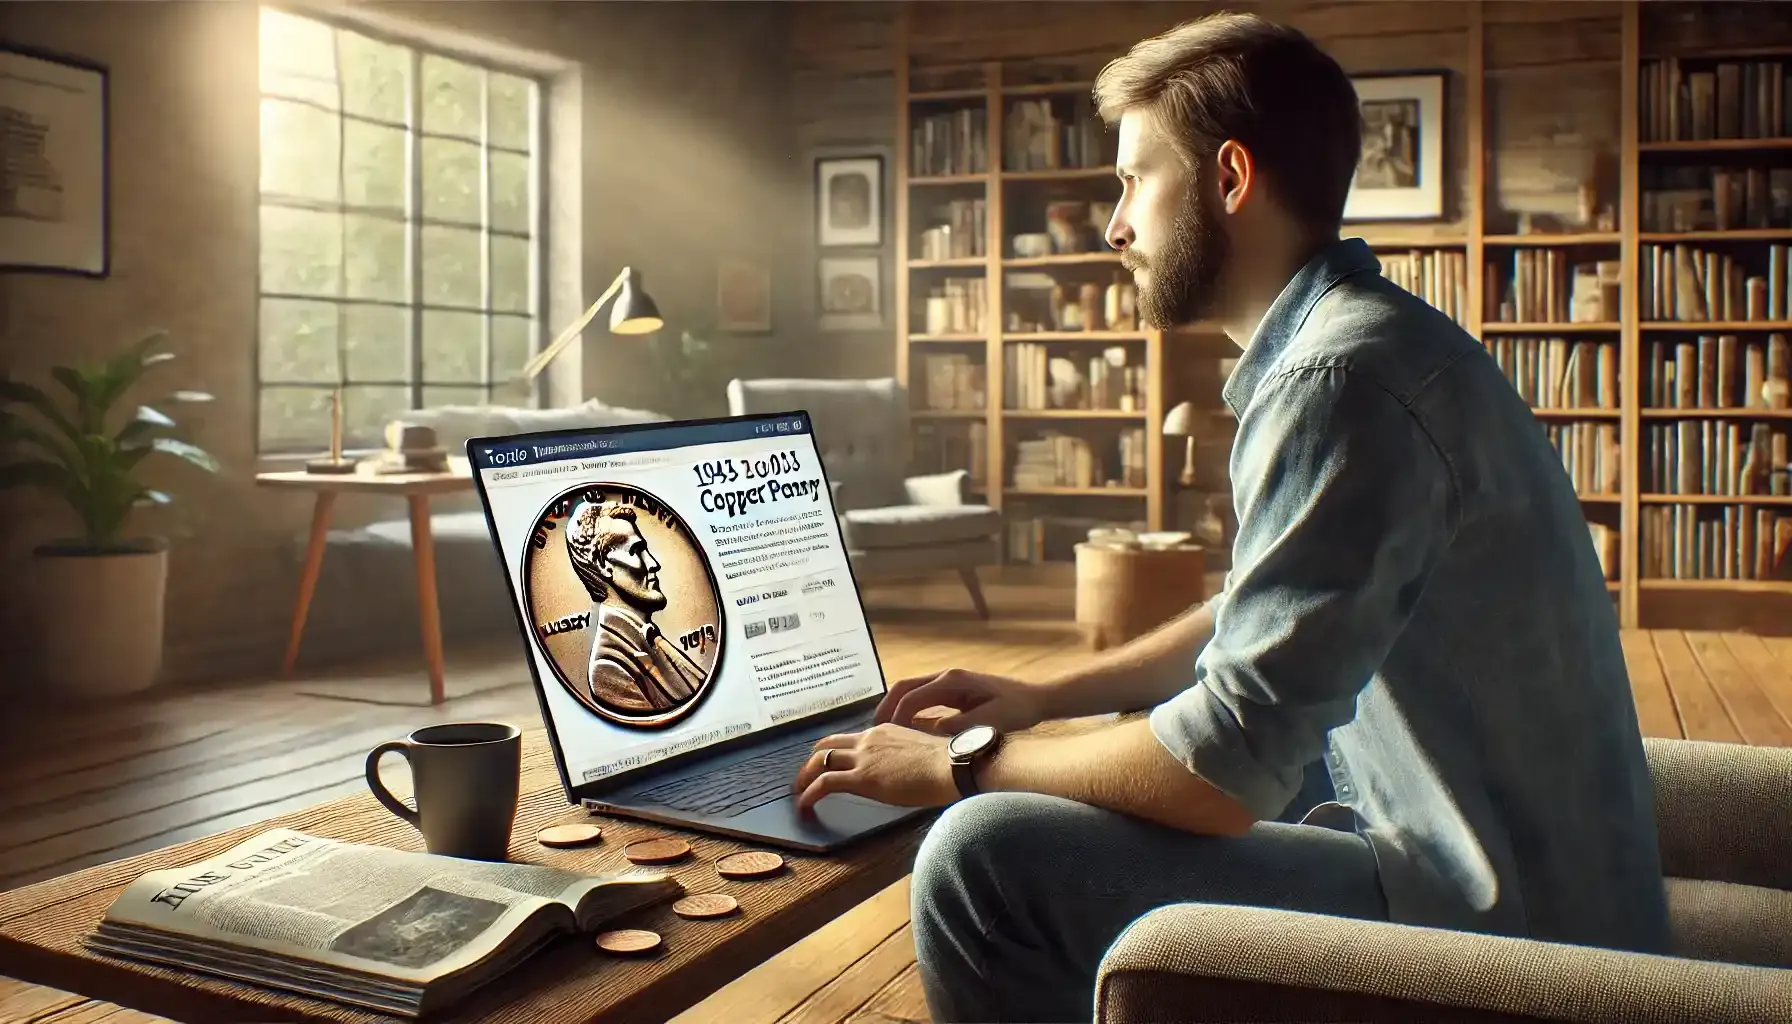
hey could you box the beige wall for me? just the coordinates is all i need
[0,1,803,683]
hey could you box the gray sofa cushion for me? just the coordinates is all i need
[845,504,1001,550]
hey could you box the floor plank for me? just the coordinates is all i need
[7,560,1792,1024]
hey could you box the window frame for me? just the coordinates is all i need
[253,5,549,456]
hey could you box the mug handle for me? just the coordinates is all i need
[365,741,421,827]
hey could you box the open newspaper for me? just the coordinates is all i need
[83,828,685,1018]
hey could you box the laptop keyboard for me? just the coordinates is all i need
[632,736,823,818]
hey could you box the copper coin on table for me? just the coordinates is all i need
[595,929,663,956]
[623,837,693,865]
[715,850,786,880]
[535,823,603,848]
[672,892,741,920]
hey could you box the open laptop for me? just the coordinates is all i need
[466,410,931,852]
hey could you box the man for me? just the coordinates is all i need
[789,12,1670,1023]
[564,501,704,713]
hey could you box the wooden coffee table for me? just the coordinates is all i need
[0,729,931,1023]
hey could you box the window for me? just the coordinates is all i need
[255,7,543,453]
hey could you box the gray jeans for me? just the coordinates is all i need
[908,763,1388,1023]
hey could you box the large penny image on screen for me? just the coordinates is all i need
[522,482,726,729]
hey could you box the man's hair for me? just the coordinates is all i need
[1094,12,1363,236]
[564,501,639,602]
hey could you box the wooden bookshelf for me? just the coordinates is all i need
[886,1,1792,621]
[893,23,1172,565]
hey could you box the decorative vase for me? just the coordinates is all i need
[31,541,169,699]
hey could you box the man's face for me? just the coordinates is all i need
[1106,110,1231,329]
[601,522,666,613]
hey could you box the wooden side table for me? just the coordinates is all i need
[1074,542,1209,651]
[255,467,475,705]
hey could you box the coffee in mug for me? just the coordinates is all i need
[365,721,522,861]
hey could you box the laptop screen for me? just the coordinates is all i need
[469,413,886,789]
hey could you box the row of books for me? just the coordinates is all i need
[1004,344,1145,411]
[911,108,989,178]
[1005,98,1111,172]
[1004,514,1148,565]
[1546,421,1622,497]
[1638,243,1791,323]
[1642,333,1792,409]
[1379,249,1469,327]
[1642,420,1790,497]
[912,419,988,489]
[1488,336,1620,409]
[917,353,986,412]
[1485,253,1620,325]
[915,276,989,336]
[1641,504,1792,582]
[1638,57,1792,143]
[916,198,988,261]
[1009,429,1148,491]
[1640,165,1792,234]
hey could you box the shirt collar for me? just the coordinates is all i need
[1221,237,1381,414]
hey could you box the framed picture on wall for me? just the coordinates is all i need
[0,44,111,276]
[815,156,884,247]
[818,256,881,331]
[1345,72,1446,222]
[716,258,772,333]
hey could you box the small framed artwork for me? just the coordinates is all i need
[0,44,110,276]
[1345,72,1446,222]
[716,258,772,333]
[818,256,881,331]
[815,156,884,248]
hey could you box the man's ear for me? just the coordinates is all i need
[1214,139,1255,215]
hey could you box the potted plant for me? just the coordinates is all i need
[0,329,218,698]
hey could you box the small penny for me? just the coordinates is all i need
[624,837,693,865]
[672,892,741,920]
[535,823,603,848]
[715,850,785,880]
[595,928,663,956]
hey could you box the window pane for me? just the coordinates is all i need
[491,314,535,381]
[344,214,408,303]
[261,206,342,297]
[260,98,340,203]
[423,385,488,410]
[491,235,532,314]
[258,298,340,383]
[420,55,482,139]
[343,384,412,448]
[344,303,410,382]
[344,120,407,211]
[422,309,485,383]
[259,385,335,451]
[260,9,336,81]
[338,31,408,123]
[421,225,483,306]
[488,72,534,151]
[490,150,531,234]
[421,137,482,225]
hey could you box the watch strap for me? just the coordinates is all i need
[951,757,980,799]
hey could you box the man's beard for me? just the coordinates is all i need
[1121,187,1229,329]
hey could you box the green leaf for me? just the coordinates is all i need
[0,459,74,491]
[151,436,221,473]
[116,405,177,447]
[0,378,79,441]
[135,488,173,506]
[165,389,213,403]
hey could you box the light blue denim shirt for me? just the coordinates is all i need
[1151,238,1671,953]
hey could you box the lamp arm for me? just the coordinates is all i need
[518,267,630,381]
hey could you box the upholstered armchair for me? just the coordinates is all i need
[1095,736,1792,1022]
[726,378,1001,617]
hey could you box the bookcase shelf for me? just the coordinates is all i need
[891,2,1792,610]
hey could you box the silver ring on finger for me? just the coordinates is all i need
[821,748,834,770]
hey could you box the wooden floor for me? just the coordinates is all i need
[4,569,1791,1024]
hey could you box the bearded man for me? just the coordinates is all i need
[787,12,1671,1023]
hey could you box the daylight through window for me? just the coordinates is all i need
[256,7,543,453]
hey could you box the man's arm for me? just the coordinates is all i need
[974,364,1456,831]
[1037,598,1220,720]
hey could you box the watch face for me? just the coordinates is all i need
[949,724,997,758]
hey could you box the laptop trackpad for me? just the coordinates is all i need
[734,791,918,845]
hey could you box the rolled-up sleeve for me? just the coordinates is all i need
[1151,362,1456,820]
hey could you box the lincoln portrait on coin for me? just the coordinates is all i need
[563,501,707,712]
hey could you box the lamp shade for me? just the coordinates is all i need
[608,267,664,335]
[1162,400,1199,437]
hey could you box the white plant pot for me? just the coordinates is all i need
[32,543,169,699]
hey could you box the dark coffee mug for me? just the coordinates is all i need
[365,722,522,861]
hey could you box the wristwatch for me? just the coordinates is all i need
[947,724,1002,799]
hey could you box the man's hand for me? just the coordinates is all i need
[791,724,959,813]
[874,668,1055,735]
